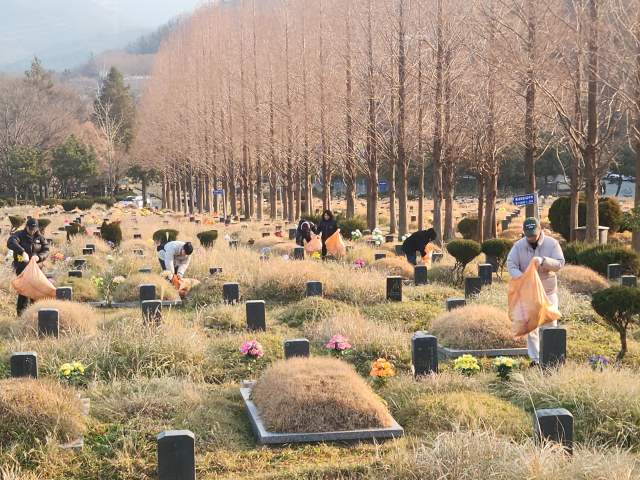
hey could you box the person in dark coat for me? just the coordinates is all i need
[295,218,318,246]
[401,228,437,265]
[318,210,339,259]
[7,218,50,315]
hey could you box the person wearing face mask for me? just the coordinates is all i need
[7,218,50,315]
[506,217,565,366]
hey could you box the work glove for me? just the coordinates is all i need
[21,253,29,263]
[176,273,183,279]
[533,256,543,267]
[32,255,39,262]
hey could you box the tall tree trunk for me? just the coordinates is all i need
[524,0,537,219]
[396,0,408,237]
[633,17,640,252]
[389,157,397,235]
[365,0,378,230]
[584,0,599,243]
[176,177,183,214]
[295,165,301,219]
[344,7,356,218]
[205,172,211,213]
[188,172,194,215]
[417,37,425,231]
[256,157,263,220]
[432,0,444,245]
[212,172,219,214]
[484,169,498,240]
[443,165,455,240]
[477,177,485,243]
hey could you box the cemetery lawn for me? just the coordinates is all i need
[1,205,640,478]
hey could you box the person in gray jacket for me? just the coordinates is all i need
[506,217,565,365]
[157,241,193,278]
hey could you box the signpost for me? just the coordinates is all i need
[212,189,227,219]
[513,193,539,220]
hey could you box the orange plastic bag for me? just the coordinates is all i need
[173,275,201,296]
[10,258,56,300]
[324,230,346,258]
[305,234,322,254]
[507,260,561,338]
[421,246,434,266]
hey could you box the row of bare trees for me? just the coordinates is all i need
[133,0,640,244]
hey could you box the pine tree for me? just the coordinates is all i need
[94,66,135,151]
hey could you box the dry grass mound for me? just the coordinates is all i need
[558,265,609,296]
[251,357,395,433]
[0,378,87,447]
[368,257,414,280]
[57,276,100,302]
[18,299,99,336]
[429,304,525,350]
[112,274,179,303]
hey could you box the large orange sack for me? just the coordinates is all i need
[325,230,346,258]
[10,258,56,300]
[173,275,201,296]
[508,260,561,338]
[305,234,322,254]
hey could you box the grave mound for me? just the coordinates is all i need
[368,257,414,280]
[251,357,395,433]
[112,274,179,303]
[429,304,525,350]
[58,276,101,302]
[0,378,87,448]
[558,265,609,296]
[18,299,99,335]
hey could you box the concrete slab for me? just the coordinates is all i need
[87,299,182,309]
[437,344,527,361]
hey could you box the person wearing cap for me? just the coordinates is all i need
[157,240,193,279]
[295,218,318,246]
[7,218,50,315]
[507,217,565,366]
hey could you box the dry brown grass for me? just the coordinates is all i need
[429,304,525,349]
[112,273,179,302]
[0,378,87,447]
[251,357,395,433]
[57,276,100,302]
[558,265,609,296]
[17,299,99,336]
[368,257,414,280]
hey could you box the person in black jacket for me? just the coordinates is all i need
[401,228,437,265]
[318,210,339,259]
[7,218,50,315]
[295,218,318,246]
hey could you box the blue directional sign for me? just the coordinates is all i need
[379,183,387,192]
[212,190,224,195]
[513,194,535,206]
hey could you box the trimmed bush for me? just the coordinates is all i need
[93,196,115,208]
[562,241,591,265]
[558,265,609,296]
[100,221,123,246]
[481,238,513,277]
[18,298,99,335]
[61,198,93,212]
[447,239,481,281]
[251,357,395,433]
[429,304,525,350]
[576,244,640,276]
[153,228,179,243]
[457,216,478,241]
[197,230,218,247]
[66,222,86,240]
[8,215,25,232]
[37,218,51,234]
[549,195,623,240]
[592,286,640,361]
[337,215,367,235]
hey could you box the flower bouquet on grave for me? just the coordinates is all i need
[370,358,394,388]
[326,334,351,357]
[240,340,264,373]
[492,356,519,381]
[454,354,480,376]
[353,258,365,268]
[351,229,363,241]
[59,362,87,388]
[248,238,255,245]
[588,355,608,371]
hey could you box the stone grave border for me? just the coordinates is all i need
[240,382,403,446]
[60,397,91,450]
[86,299,182,309]
[437,344,528,361]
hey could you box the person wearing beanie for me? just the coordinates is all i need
[507,217,565,366]
[157,240,193,279]
[7,218,50,315]
[295,218,318,246]
[318,210,339,259]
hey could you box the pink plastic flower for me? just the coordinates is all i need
[250,349,258,355]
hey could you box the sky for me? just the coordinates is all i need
[0,0,203,72]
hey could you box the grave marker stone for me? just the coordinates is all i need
[246,300,266,331]
[414,265,428,285]
[93,232,101,237]
[10,351,37,378]
[534,409,573,455]
[289,228,297,240]
[478,264,493,286]
[82,248,93,255]
[375,253,387,260]
[385,235,394,243]
[293,246,305,260]
[38,308,59,338]
[140,284,156,302]
[56,287,72,301]
[229,240,239,249]
[485,254,498,273]
[68,270,82,278]
[411,332,438,377]
[223,282,239,304]
[284,338,310,359]
[432,252,443,264]
[501,219,509,232]
[386,276,402,302]
[74,259,87,269]
[446,298,466,311]
[395,245,404,256]
[133,249,144,256]
[157,430,195,480]
[86,243,95,252]
[138,268,151,273]
[363,230,371,235]
[134,234,142,239]
[306,281,322,297]
[209,267,222,275]
[142,300,162,324]
[607,264,621,281]
[621,276,637,287]
[410,215,417,222]
[465,276,482,298]
[540,327,566,368]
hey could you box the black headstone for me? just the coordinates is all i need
[246,300,265,331]
[386,276,402,302]
[229,240,239,249]
[465,276,482,298]
[82,248,93,255]
[189,217,195,222]
[607,264,621,281]
[306,281,323,297]
[140,284,157,302]
[209,267,222,275]
[58,226,66,232]
[621,276,637,287]
[478,264,493,286]
[38,308,59,338]
[68,270,82,278]
[411,332,438,377]
[484,254,498,273]
[133,249,144,256]
[157,430,196,480]
[431,252,443,264]
[142,300,162,324]
[289,228,297,240]
[414,265,428,285]
[363,230,371,235]
[138,268,152,273]
[56,287,72,301]
[501,219,509,232]
[293,246,305,260]
[374,253,387,261]
[86,243,96,252]
[74,259,87,269]
[540,327,566,368]
[93,232,101,237]
[385,235,394,243]
[262,232,270,237]
[534,408,573,455]
[284,338,310,359]
[395,245,404,256]
[410,215,417,222]
[446,298,466,311]
[223,282,239,304]
[134,234,142,239]
[10,351,37,378]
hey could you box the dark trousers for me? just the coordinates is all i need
[321,243,328,260]
[15,263,31,315]
[159,259,166,271]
